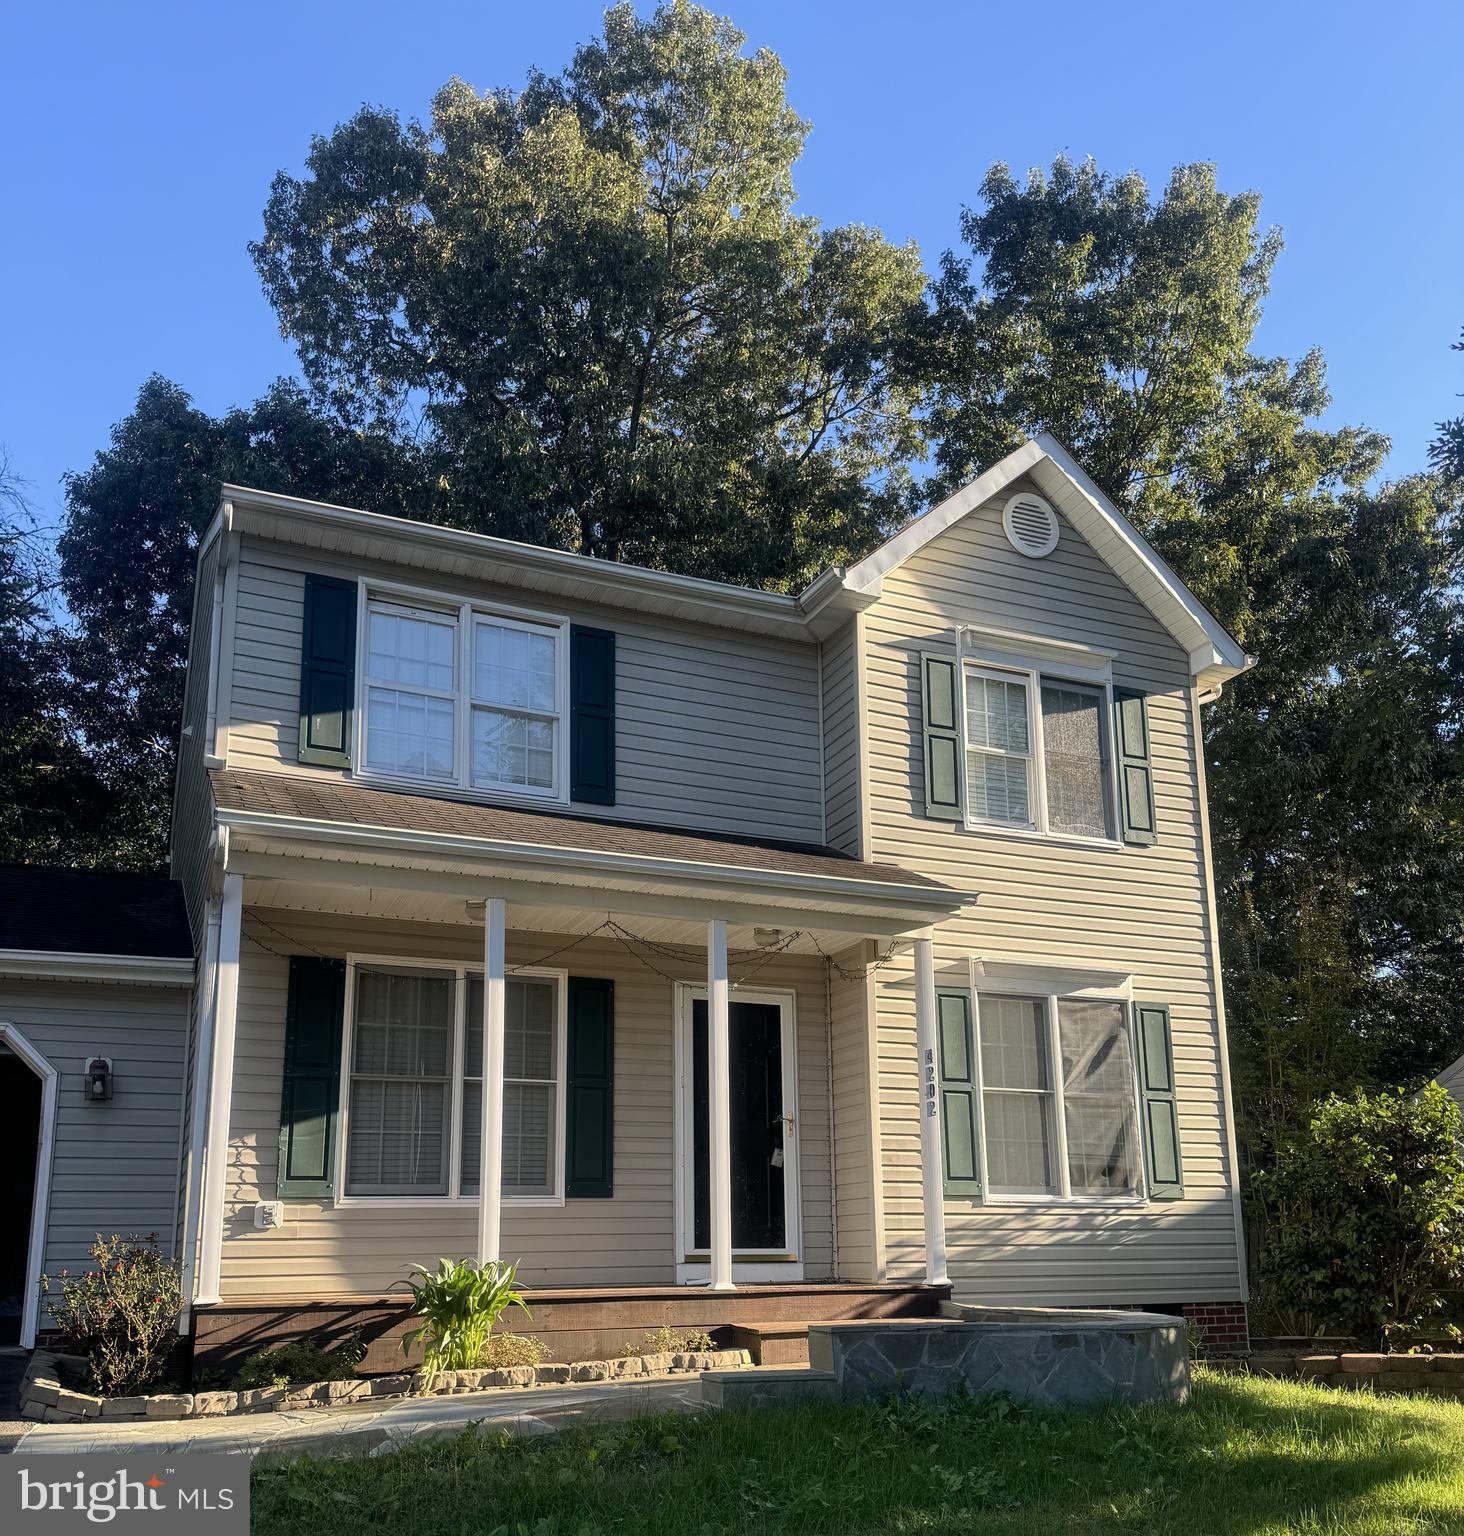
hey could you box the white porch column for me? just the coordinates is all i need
[477,897,507,1265]
[177,900,222,1330]
[706,918,735,1291]
[914,934,949,1287]
[196,872,243,1306]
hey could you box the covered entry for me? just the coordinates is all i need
[0,1024,57,1349]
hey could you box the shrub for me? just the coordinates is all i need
[624,1324,716,1357]
[399,1257,529,1374]
[233,1333,367,1390]
[479,1332,549,1368]
[1258,1084,1464,1345]
[42,1233,182,1395]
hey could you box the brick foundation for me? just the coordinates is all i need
[1178,1301,1249,1356]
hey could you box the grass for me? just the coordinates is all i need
[252,1368,1464,1536]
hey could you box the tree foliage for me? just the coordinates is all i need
[929,157,1464,1161]
[57,375,430,868]
[1257,1085,1464,1344]
[252,0,927,588]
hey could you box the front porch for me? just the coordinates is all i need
[180,769,975,1365]
[190,1280,950,1375]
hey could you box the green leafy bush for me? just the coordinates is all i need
[624,1325,716,1357]
[1258,1084,1464,1344]
[42,1233,182,1395]
[478,1332,548,1368]
[233,1333,367,1390]
[400,1257,529,1374]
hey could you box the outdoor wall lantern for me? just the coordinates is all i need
[83,1055,113,1102]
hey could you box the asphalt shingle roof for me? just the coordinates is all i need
[0,865,192,958]
[209,768,953,893]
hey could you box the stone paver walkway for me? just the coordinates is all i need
[7,1375,707,1462]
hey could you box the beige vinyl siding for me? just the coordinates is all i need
[218,909,835,1299]
[820,621,862,857]
[862,479,1244,1306]
[226,542,825,844]
[0,979,189,1298]
[828,942,881,1281]
[171,532,222,944]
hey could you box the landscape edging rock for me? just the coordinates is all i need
[20,1346,751,1425]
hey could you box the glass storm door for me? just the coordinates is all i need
[690,998,789,1252]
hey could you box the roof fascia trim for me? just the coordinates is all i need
[0,951,195,986]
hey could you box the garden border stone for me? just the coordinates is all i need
[20,1345,750,1425]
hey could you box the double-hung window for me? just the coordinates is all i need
[962,658,1114,841]
[975,991,1142,1201]
[341,960,565,1203]
[364,604,458,784]
[360,590,567,803]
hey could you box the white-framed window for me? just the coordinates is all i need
[363,603,458,784]
[358,586,568,804]
[974,989,1143,1203]
[338,957,566,1205]
[961,658,1115,842]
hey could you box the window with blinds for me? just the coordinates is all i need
[343,964,562,1201]
[960,660,1116,842]
[968,991,1143,1202]
[462,977,558,1198]
[346,968,454,1195]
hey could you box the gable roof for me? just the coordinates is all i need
[838,434,1253,690]
[216,434,1251,687]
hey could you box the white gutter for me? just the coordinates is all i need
[0,951,195,986]
[216,807,978,915]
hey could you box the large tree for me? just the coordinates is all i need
[0,454,119,865]
[252,0,927,588]
[57,375,430,868]
[929,157,1464,1160]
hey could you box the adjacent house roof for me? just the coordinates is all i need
[210,769,960,901]
[0,865,194,983]
[214,432,1252,686]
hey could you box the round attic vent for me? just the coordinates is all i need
[1002,491,1060,558]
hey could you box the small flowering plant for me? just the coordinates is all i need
[42,1233,183,1395]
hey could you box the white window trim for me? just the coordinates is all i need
[959,961,1149,1209]
[958,648,1123,849]
[353,577,572,808]
[332,953,569,1209]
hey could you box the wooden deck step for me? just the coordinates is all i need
[722,1322,813,1365]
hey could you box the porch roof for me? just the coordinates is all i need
[211,768,974,936]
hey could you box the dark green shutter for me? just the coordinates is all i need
[1114,689,1157,844]
[298,575,357,768]
[937,991,982,1197]
[566,977,614,1197]
[570,625,615,805]
[278,956,345,1200]
[921,652,964,820]
[1135,1002,1183,1199]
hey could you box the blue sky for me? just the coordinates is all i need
[3,1,1460,534]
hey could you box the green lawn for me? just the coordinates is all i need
[252,1368,1464,1536]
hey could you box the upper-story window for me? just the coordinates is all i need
[360,592,568,803]
[963,659,1114,843]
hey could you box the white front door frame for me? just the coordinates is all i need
[1,1021,59,1349]
[672,982,803,1285]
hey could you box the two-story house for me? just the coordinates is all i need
[157,433,1251,1370]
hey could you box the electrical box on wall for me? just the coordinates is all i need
[83,1056,113,1102]
[254,1201,285,1230]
